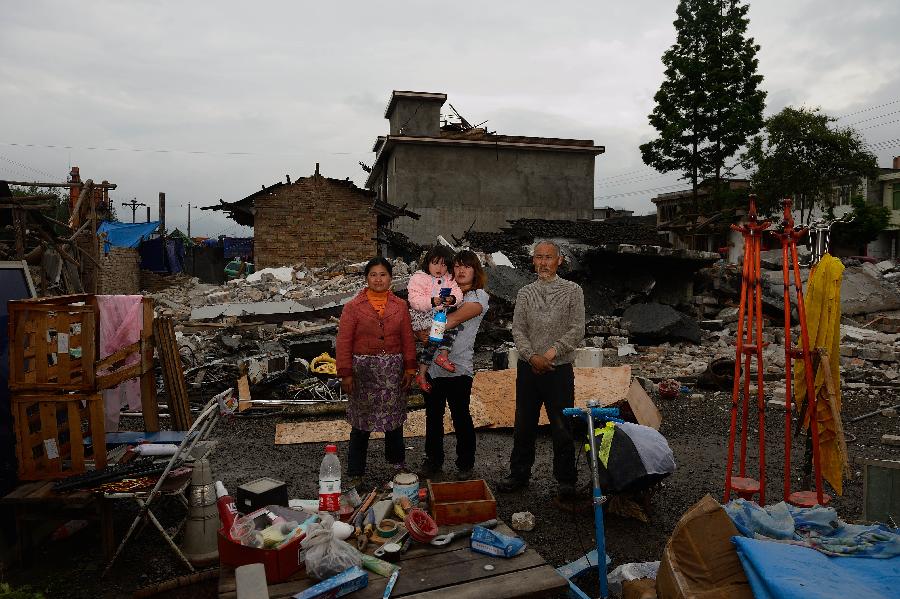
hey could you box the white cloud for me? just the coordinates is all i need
[1,0,899,229]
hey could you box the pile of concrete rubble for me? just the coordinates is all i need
[142,252,899,407]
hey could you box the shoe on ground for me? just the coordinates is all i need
[418,460,442,479]
[557,482,577,499]
[415,373,432,393]
[496,476,529,493]
[456,466,474,480]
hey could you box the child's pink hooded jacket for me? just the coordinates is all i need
[406,271,463,313]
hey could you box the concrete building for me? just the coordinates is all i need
[364,91,605,245]
[204,166,418,268]
[651,179,751,263]
[592,206,634,220]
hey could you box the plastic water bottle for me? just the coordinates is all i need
[429,310,447,343]
[318,444,341,515]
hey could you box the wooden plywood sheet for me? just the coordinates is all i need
[275,398,493,445]
[470,366,633,429]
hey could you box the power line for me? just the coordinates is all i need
[845,109,900,128]
[596,183,687,200]
[858,118,900,131]
[0,141,371,157]
[837,98,900,120]
[0,153,57,179]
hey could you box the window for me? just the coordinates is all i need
[893,184,900,211]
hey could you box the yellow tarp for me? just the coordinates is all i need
[792,253,846,495]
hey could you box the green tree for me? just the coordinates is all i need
[742,106,878,221]
[641,0,766,211]
[829,196,891,253]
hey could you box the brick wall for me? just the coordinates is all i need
[253,175,377,268]
[97,242,140,294]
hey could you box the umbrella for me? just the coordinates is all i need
[583,421,676,494]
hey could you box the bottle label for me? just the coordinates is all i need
[428,319,446,342]
[319,478,341,513]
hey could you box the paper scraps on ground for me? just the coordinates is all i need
[275,397,493,445]
[471,366,633,428]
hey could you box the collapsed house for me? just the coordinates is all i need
[202,165,419,269]
[364,90,606,244]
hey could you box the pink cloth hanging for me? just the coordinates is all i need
[97,295,144,431]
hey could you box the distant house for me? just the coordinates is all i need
[592,206,634,220]
[823,158,900,259]
[204,165,418,268]
[364,90,605,245]
[651,179,750,262]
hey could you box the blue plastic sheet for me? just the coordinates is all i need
[223,236,253,260]
[733,536,900,599]
[98,220,160,248]
[725,498,900,558]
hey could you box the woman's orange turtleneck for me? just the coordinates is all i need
[365,288,389,317]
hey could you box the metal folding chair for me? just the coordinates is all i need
[102,397,219,576]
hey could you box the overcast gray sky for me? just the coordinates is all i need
[2,1,899,237]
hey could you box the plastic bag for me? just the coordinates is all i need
[301,515,361,580]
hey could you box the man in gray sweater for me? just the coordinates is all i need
[497,240,585,498]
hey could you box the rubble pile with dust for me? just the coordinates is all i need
[146,258,414,320]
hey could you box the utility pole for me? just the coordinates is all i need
[159,192,168,272]
[187,203,191,239]
[122,197,147,223]
[146,206,151,222]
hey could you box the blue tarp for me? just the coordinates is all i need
[98,220,160,249]
[733,536,900,599]
[139,237,184,273]
[223,237,253,260]
[725,498,900,558]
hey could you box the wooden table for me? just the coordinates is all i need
[0,481,114,564]
[218,522,567,598]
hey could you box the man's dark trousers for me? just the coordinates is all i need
[509,360,576,484]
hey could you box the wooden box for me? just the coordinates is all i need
[8,294,97,392]
[12,392,107,480]
[427,479,497,526]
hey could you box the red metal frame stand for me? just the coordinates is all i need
[771,199,828,508]
[724,196,769,504]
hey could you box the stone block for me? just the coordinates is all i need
[882,434,900,446]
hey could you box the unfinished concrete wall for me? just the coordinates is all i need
[253,176,377,268]
[98,244,140,294]
[386,144,595,244]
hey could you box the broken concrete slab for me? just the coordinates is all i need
[761,266,900,317]
[246,266,294,284]
[189,291,356,321]
[622,302,702,344]
[484,264,537,304]
[875,260,897,274]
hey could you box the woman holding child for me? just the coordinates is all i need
[417,250,489,479]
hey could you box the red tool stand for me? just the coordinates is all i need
[723,196,769,505]
[772,200,830,508]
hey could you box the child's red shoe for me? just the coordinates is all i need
[416,373,432,393]
[434,354,456,372]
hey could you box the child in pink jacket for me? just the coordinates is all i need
[407,246,463,392]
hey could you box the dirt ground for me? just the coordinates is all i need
[4,369,897,598]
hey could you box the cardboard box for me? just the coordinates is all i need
[427,479,497,526]
[655,495,753,599]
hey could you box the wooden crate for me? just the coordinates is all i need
[8,294,97,392]
[427,479,497,526]
[12,392,107,480]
